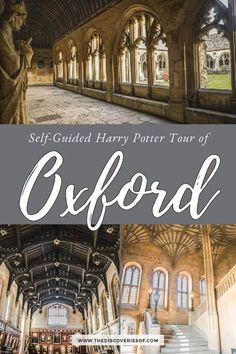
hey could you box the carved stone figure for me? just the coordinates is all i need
[0,0,33,124]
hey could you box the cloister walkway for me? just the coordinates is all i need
[27,85,172,124]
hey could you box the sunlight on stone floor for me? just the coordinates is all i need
[27,85,172,125]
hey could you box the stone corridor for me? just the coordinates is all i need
[27,85,172,125]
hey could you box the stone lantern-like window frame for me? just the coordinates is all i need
[194,0,235,93]
[117,11,170,100]
[85,32,107,91]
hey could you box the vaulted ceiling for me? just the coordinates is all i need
[0,225,119,316]
[11,0,121,47]
[122,224,236,265]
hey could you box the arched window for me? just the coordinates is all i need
[177,273,192,309]
[112,276,120,319]
[118,12,169,87]
[0,276,3,302]
[137,51,147,84]
[196,0,232,90]
[151,269,168,308]
[207,55,215,69]
[48,304,67,326]
[121,264,141,305]
[119,46,131,83]
[219,52,230,68]
[90,313,93,333]
[8,284,17,324]
[16,297,23,329]
[102,292,109,325]
[200,277,207,303]
[67,42,78,84]
[56,51,64,82]
[0,275,5,317]
[85,32,107,86]
[95,303,100,331]
[157,53,167,70]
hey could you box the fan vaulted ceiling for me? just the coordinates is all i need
[0,225,119,315]
[12,0,121,47]
[122,225,236,264]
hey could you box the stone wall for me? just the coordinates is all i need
[28,49,53,85]
[0,262,9,318]
[215,245,236,286]
[31,305,84,330]
[121,242,205,326]
[217,284,236,354]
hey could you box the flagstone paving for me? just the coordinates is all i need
[27,85,173,125]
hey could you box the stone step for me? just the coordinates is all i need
[164,341,207,346]
[162,329,202,332]
[161,347,211,353]
[164,342,208,348]
[167,331,204,334]
[162,335,205,340]
[161,349,212,354]
[160,325,210,354]
[164,340,208,345]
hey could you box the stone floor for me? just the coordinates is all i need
[27,85,171,124]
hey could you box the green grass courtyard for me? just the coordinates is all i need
[206,73,232,90]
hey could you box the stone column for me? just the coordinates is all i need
[147,47,153,98]
[201,225,221,354]
[167,31,188,122]
[19,313,26,354]
[64,62,67,85]
[229,0,236,110]
[130,46,136,96]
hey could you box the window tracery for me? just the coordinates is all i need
[196,0,231,90]
[121,264,141,306]
[67,43,78,84]
[85,33,107,85]
[200,277,207,303]
[118,12,169,87]
[112,276,120,319]
[48,304,67,326]
[56,51,64,82]
[95,303,100,331]
[177,273,191,309]
[151,269,167,308]
[102,291,109,325]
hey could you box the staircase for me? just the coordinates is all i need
[160,325,213,354]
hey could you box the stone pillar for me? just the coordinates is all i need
[229,0,236,110]
[147,47,153,98]
[19,313,26,354]
[130,46,136,95]
[104,54,113,102]
[167,31,188,122]
[201,225,221,354]
[64,62,67,85]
